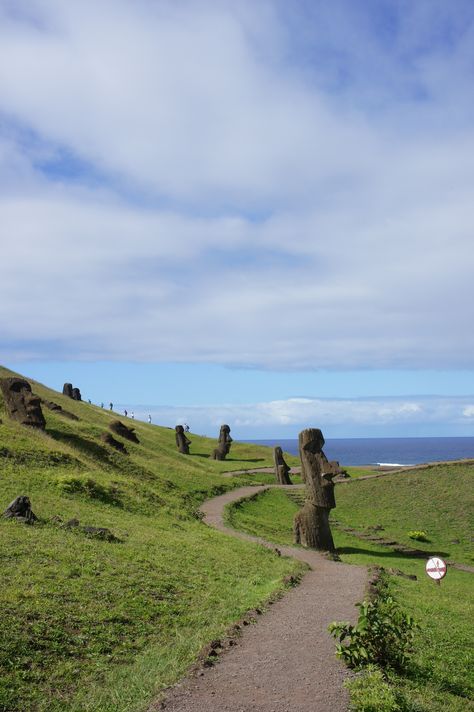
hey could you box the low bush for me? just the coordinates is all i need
[328,593,417,671]
[407,530,430,542]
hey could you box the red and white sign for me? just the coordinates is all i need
[425,557,447,581]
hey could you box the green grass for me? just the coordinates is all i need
[226,469,474,711]
[0,365,302,712]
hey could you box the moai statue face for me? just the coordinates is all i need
[298,428,335,510]
[0,378,46,429]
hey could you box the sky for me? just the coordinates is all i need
[1,0,474,438]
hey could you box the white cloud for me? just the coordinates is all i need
[0,1,473,370]
[462,405,474,418]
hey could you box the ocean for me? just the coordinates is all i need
[243,436,474,467]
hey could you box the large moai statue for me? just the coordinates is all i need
[0,378,46,429]
[293,428,336,552]
[175,425,191,454]
[273,446,293,485]
[211,424,233,460]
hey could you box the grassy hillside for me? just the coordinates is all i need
[227,466,474,711]
[0,366,303,712]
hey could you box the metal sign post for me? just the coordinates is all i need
[425,557,447,586]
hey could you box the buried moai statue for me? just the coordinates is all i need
[211,424,233,460]
[3,495,37,524]
[293,428,337,552]
[273,446,293,485]
[0,378,46,429]
[175,425,191,454]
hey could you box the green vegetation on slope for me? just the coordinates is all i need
[0,366,303,712]
[227,467,474,711]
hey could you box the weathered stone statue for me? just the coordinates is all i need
[273,446,293,485]
[211,424,233,460]
[62,383,81,400]
[109,420,139,443]
[293,428,336,552]
[0,378,46,429]
[175,425,191,454]
[63,383,73,397]
[3,495,37,524]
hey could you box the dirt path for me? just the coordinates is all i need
[154,486,367,712]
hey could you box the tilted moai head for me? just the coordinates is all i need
[63,383,73,398]
[273,446,292,485]
[71,387,82,401]
[0,378,46,429]
[175,425,191,454]
[212,424,233,460]
[298,428,336,510]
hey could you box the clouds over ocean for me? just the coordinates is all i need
[1,0,474,371]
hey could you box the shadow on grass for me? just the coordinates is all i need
[336,545,451,560]
[189,453,210,458]
[223,458,266,463]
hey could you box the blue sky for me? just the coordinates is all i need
[1,0,474,438]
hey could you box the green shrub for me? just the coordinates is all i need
[345,665,399,712]
[407,530,430,542]
[56,476,122,506]
[328,594,417,671]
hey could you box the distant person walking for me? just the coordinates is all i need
[131,411,135,419]
[124,409,128,417]
[148,414,152,424]
[109,402,113,411]
[100,402,104,409]
[184,423,190,432]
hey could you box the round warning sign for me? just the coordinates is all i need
[425,557,447,581]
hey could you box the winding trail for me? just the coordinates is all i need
[155,485,367,712]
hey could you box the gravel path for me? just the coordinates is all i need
[154,486,367,712]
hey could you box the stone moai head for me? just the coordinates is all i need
[63,383,73,397]
[71,387,82,401]
[211,424,233,460]
[0,378,46,429]
[298,428,335,510]
[175,425,191,454]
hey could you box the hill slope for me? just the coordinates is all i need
[0,366,302,712]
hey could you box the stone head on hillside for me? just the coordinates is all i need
[175,425,191,454]
[0,378,46,429]
[3,495,38,524]
[63,383,82,401]
[294,428,336,551]
[273,446,293,485]
[109,420,139,443]
[211,424,233,460]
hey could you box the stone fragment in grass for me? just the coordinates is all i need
[3,495,38,524]
[101,432,128,453]
[109,419,139,443]
[41,399,79,421]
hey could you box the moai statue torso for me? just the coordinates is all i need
[211,424,233,460]
[0,378,46,429]
[175,425,191,454]
[273,446,292,485]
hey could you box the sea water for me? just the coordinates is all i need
[243,436,474,466]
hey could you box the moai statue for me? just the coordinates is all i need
[3,495,37,524]
[273,446,293,485]
[71,387,82,401]
[293,428,336,552]
[175,425,191,454]
[0,378,46,429]
[63,383,73,397]
[211,424,233,460]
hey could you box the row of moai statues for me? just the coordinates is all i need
[62,383,82,401]
[175,423,233,460]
